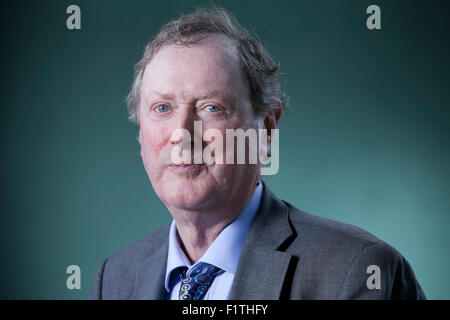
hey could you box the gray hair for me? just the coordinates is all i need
[126,6,288,123]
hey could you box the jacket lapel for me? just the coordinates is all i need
[229,181,295,299]
[133,227,170,300]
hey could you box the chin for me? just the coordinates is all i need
[156,176,216,211]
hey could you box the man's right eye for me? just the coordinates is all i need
[154,105,170,113]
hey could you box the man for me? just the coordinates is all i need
[90,7,425,300]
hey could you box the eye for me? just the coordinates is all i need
[204,105,222,113]
[154,104,170,113]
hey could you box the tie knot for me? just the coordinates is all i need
[179,262,224,300]
[188,262,222,278]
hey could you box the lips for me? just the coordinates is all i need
[168,163,205,172]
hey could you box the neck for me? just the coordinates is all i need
[169,180,259,264]
[176,218,231,264]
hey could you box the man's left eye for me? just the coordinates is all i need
[204,105,221,112]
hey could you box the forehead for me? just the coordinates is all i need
[141,35,246,100]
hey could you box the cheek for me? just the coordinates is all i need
[139,125,167,165]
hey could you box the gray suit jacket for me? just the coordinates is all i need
[90,182,426,299]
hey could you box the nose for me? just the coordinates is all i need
[169,105,198,145]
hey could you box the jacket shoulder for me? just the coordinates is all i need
[89,223,170,300]
[106,223,170,266]
[285,200,387,251]
[282,201,425,299]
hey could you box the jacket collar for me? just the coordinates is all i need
[133,226,170,300]
[229,181,295,299]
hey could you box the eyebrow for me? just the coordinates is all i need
[151,90,174,100]
[151,89,229,100]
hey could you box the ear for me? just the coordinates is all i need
[263,101,283,132]
[258,102,282,165]
[137,130,143,158]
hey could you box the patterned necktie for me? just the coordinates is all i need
[178,262,224,300]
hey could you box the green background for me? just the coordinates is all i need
[1,0,449,299]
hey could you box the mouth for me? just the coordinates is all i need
[168,163,205,173]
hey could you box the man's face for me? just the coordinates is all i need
[139,36,261,213]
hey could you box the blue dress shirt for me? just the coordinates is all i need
[164,182,263,300]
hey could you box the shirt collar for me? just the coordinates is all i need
[164,181,263,292]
